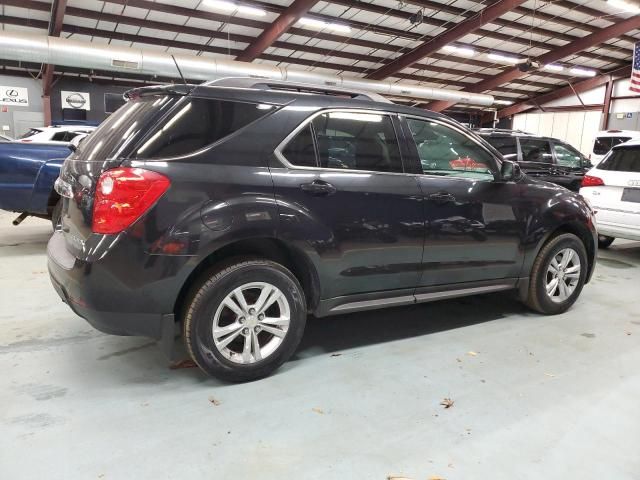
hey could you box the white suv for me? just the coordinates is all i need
[580,139,640,248]
[591,130,640,165]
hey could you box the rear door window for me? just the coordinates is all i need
[135,97,270,159]
[281,124,317,168]
[597,148,640,172]
[310,111,403,173]
[484,136,518,160]
[519,138,553,164]
[593,136,631,155]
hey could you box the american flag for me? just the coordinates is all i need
[632,42,640,94]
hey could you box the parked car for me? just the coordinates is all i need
[48,80,597,381]
[0,141,70,226]
[580,138,640,248]
[591,130,640,165]
[19,125,95,144]
[475,128,592,191]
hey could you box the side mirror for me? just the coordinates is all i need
[500,160,523,182]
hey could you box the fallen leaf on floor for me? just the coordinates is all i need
[428,476,446,480]
[625,331,632,336]
[544,373,555,377]
[169,359,197,369]
[387,476,414,480]
[440,398,454,409]
[330,353,342,357]
[312,407,324,414]
[467,351,478,356]
[140,402,149,407]
[208,396,221,406]
[456,358,462,363]
[448,462,455,468]
[581,333,596,338]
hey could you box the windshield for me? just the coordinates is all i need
[593,136,631,155]
[20,128,42,139]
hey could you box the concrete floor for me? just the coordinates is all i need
[1,210,640,480]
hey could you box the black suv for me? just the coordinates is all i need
[475,128,592,192]
[48,80,597,381]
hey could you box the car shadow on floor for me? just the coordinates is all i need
[293,291,527,360]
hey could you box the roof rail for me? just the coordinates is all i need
[203,77,393,104]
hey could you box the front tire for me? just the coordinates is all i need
[598,235,614,249]
[183,259,306,382]
[524,233,588,315]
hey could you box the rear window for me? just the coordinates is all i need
[484,136,517,160]
[134,97,269,159]
[597,148,640,172]
[71,95,177,161]
[593,136,631,155]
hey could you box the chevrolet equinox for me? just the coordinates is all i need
[48,79,597,381]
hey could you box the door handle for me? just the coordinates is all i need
[300,180,337,196]
[428,192,456,205]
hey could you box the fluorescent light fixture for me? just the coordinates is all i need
[494,100,513,105]
[570,67,597,77]
[237,5,266,16]
[487,53,522,64]
[204,0,236,11]
[441,45,475,57]
[203,0,266,16]
[607,0,640,13]
[299,17,351,33]
[543,64,564,72]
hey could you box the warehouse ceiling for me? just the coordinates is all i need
[0,0,639,114]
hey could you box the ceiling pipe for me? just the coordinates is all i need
[0,32,495,107]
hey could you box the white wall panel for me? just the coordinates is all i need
[551,112,569,140]
[538,113,554,137]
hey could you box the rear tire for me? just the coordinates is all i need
[524,233,588,315]
[183,259,306,382]
[597,235,614,249]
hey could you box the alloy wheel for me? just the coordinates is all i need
[545,247,581,303]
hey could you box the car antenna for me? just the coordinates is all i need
[171,55,194,93]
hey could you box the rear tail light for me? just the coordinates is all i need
[92,167,170,234]
[581,175,605,187]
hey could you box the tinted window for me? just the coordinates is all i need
[407,119,495,180]
[553,143,584,168]
[593,136,631,155]
[520,138,553,164]
[136,97,268,159]
[597,148,640,172]
[71,95,178,161]
[51,131,79,142]
[281,124,317,167]
[311,112,402,173]
[484,136,518,160]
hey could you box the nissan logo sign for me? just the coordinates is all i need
[65,92,87,109]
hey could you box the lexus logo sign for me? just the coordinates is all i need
[0,86,29,106]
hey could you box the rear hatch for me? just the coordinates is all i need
[57,92,180,258]
[585,146,640,221]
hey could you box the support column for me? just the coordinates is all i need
[601,77,614,130]
[42,94,52,127]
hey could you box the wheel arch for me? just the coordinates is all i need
[173,237,320,323]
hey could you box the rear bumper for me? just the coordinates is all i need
[47,231,178,340]
[595,208,640,242]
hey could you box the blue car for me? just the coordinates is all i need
[0,141,71,227]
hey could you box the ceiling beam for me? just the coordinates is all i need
[235,0,319,62]
[366,0,528,80]
[491,65,631,119]
[426,16,640,112]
